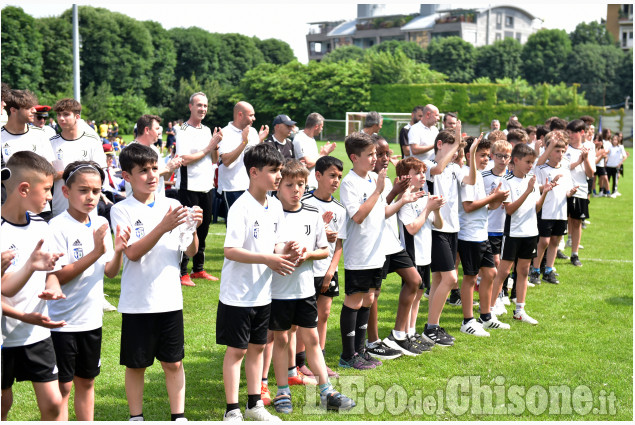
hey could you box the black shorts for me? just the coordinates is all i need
[430,231,458,272]
[51,328,102,382]
[567,197,590,220]
[381,249,415,279]
[501,236,538,261]
[488,234,504,256]
[216,302,270,349]
[402,264,431,290]
[1,337,58,389]
[457,239,495,276]
[269,297,318,331]
[595,166,607,176]
[314,272,339,298]
[344,268,382,295]
[120,310,184,368]
[537,218,567,237]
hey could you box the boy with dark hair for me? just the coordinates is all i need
[217,143,298,421]
[1,151,66,421]
[506,129,529,147]
[110,143,202,421]
[490,144,554,326]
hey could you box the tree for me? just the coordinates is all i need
[321,45,365,63]
[425,36,475,83]
[521,29,572,84]
[475,38,523,81]
[142,21,177,108]
[169,27,223,86]
[570,21,616,47]
[257,38,295,65]
[368,40,426,62]
[1,6,44,90]
[35,17,73,96]
[364,50,445,85]
[217,34,265,86]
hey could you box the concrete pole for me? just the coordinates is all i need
[72,4,80,102]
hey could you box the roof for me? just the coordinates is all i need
[476,5,538,21]
[327,19,357,36]
[400,12,442,31]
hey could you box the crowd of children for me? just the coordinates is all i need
[1,97,630,421]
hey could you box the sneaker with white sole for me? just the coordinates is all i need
[501,295,511,306]
[529,269,541,285]
[223,409,243,421]
[244,400,281,421]
[513,309,538,325]
[460,319,490,337]
[479,316,511,330]
[383,332,423,356]
[423,324,454,346]
[365,341,402,360]
[493,298,507,315]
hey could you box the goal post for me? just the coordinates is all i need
[345,111,413,143]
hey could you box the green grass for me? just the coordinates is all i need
[6,145,633,421]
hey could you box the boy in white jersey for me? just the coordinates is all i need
[395,157,444,345]
[457,138,510,337]
[490,144,554,326]
[1,151,66,421]
[47,161,130,420]
[50,99,107,218]
[531,131,577,285]
[269,160,355,414]
[110,143,202,421]
[217,143,298,422]
[299,156,347,378]
[422,123,479,346]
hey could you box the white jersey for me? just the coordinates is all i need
[292,131,320,189]
[176,123,214,193]
[1,213,58,347]
[482,169,508,234]
[47,212,114,331]
[534,163,572,220]
[40,125,57,139]
[606,145,626,168]
[50,132,107,217]
[597,140,611,167]
[110,195,184,313]
[1,125,55,163]
[398,194,433,266]
[340,170,386,270]
[381,177,405,255]
[424,160,462,233]
[583,140,597,173]
[218,122,260,193]
[220,192,286,307]
[408,121,438,162]
[458,166,488,242]
[502,174,539,237]
[301,192,347,277]
[564,145,592,199]
[271,203,328,300]
[124,142,165,198]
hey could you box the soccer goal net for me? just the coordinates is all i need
[345,112,413,144]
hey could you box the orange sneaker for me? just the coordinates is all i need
[190,270,219,281]
[261,382,272,406]
[288,369,317,386]
[180,275,196,287]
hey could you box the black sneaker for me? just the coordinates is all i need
[321,390,356,411]
[364,341,400,361]
[556,249,569,260]
[446,291,462,306]
[408,335,431,352]
[570,255,582,267]
[413,333,435,348]
[438,326,456,341]
[383,332,422,356]
[423,324,454,346]
[529,269,541,285]
[542,271,560,284]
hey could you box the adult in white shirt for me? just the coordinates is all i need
[362,111,383,136]
[218,101,269,210]
[408,104,439,163]
[292,112,335,191]
[176,92,223,284]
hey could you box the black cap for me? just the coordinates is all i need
[272,114,296,127]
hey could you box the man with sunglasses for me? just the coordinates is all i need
[31,105,57,139]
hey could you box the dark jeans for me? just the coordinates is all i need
[178,189,213,276]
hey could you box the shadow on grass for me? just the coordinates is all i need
[605,296,633,306]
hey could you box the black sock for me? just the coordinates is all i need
[480,312,492,322]
[247,394,261,409]
[355,306,371,354]
[171,413,185,421]
[226,403,240,414]
[463,317,473,325]
[322,348,326,357]
[452,289,460,296]
[340,305,358,360]
[130,414,144,420]
[295,351,306,368]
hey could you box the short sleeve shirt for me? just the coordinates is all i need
[398,194,433,266]
[218,122,260,193]
[1,125,55,164]
[502,174,539,237]
[534,163,572,220]
[292,131,320,189]
[458,166,488,241]
[424,160,461,233]
[408,121,438,162]
[482,169,508,233]
[176,123,214,193]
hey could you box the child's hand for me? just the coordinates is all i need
[266,254,296,276]
[38,287,66,301]
[491,182,510,202]
[114,225,131,252]
[322,211,334,225]
[1,249,15,276]
[167,156,183,171]
[542,177,556,193]
[22,312,66,329]
[401,185,425,205]
[580,147,589,160]
[389,150,401,167]
[92,223,109,255]
[567,185,579,197]
[393,175,411,195]
[552,174,563,184]
[160,206,188,233]
[426,195,446,212]
[527,175,537,191]
[325,227,338,243]
[28,240,64,272]
[375,168,386,194]
[294,247,308,266]
[469,132,484,157]
[190,206,204,228]
[283,241,301,262]
[454,120,463,141]
[321,272,334,293]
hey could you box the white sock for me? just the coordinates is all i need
[409,327,416,336]
[515,302,525,314]
[572,251,578,257]
[366,339,381,348]
[392,329,406,340]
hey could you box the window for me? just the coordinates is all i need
[504,31,513,39]
[505,16,514,28]
[516,33,522,42]
[496,13,502,30]
[495,33,502,41]
[313,42,322,53]
[630,32,633,39]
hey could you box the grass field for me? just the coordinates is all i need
[6,144,633,421]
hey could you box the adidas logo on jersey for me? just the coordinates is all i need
[8,244,18,266]
[73,239,82,246]
[134,219,143,226]
[134,220,145,238]
[253,220,260,239]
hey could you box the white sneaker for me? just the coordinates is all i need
[223,408,243,421]
[460,319,490,337]
[501,295,511,306]
[513,309,538,325]
[494,299,507,315]
[480,316,511,330]
[610,193,617,198]
[615,191,621,197]
[244,401,281,421]
[526,280,535,288]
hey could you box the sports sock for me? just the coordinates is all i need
[226,404,239,414]
[480,312,492,322]
[288,366,297,377]
[392,329,406,340]
[409,327,416,336]
[247,394,261,409]
[354,306,371,354]
[295,351,306,368]
[130,414,144,421]
[545,267,553,274]
[462,317,473,325]
[340,305,358,360]
[319,382,334,395]
[572,251,578,257]
[426,323,439,329]
[531,266,540,273]
[262,378,268,385]
[276,385,291,396]
[171,413,185,421]
[515,302,525,314]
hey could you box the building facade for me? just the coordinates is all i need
[607,4,633,50]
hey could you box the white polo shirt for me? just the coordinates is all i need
[424,160,462,233]
[408,121,438,162]
[293,131,320,189]
[271,203,328,300]
[458,166,488,242]
[110,195,184,313]
[47,212,114,331]
[220,192,286,307]
[175,123,214,193]
[218,122,260,193]
[398,194,434,266]
[502,174,540,238]
[564,145,592,199]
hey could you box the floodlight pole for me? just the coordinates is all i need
[72,4,80,102]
